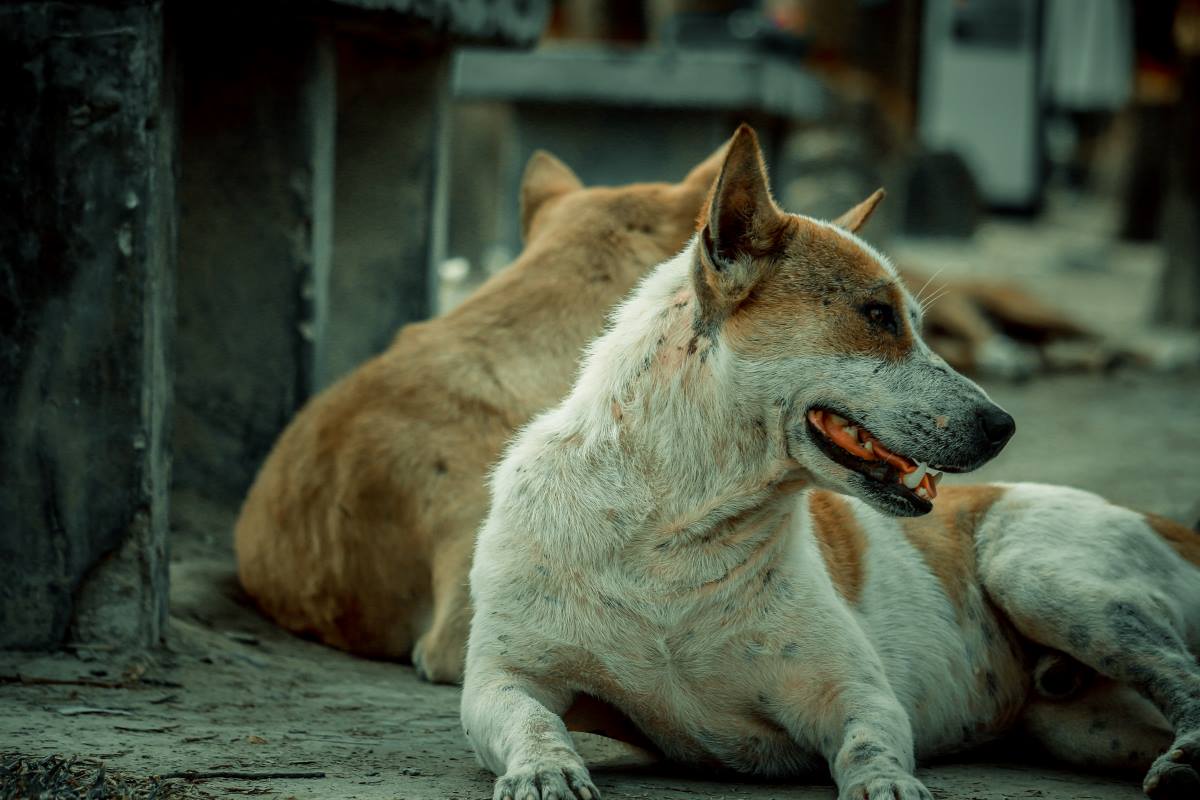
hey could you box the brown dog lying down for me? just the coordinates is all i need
[234,142,728,683]
[898,269,1098,379]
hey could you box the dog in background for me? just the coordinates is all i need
[463,125,1200,800]
[234,142,728,683]
[897,267,1097,379]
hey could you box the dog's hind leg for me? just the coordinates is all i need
[976,485,1200,799]
[412,531,475,684]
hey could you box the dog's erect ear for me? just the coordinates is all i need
[694,124,785,324]
[520,150,583,242]
[703,124,780,268]
[833,188,885,233]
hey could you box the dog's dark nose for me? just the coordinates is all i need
[977,405,1016,447]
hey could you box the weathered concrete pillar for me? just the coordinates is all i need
[174,15,335,505]
[0,1,173,648]
[317,39,450,389]
[173,1,547,505]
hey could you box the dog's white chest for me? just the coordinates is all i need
[576,617,822,775]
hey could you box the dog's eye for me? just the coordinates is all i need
[862,302,899,335]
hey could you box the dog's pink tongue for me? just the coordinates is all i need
[809,410,939,500]
[817,413,875,460]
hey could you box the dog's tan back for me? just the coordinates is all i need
[234,146,726,679]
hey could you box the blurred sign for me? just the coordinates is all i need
[919,0,1041,209]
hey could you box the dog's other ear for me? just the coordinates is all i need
[833,188,885,233]
[680,136,732,191]
[694,124,785,323]
[521,150,584,242]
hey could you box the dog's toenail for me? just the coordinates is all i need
[1171,748,1185,761]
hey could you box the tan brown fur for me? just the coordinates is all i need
[719,216,916,363]
[1145,513,1200,566]
[234,145,728,682]
[899,485,1007,609]
[897,267,1105,377]
[833,189,885,232]
[808,490,867,604]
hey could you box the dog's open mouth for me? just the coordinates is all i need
[806,408,941,506]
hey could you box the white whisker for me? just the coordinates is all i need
[913,266,947,304]
[920,285,951,312]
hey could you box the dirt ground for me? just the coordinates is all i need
[3,196,1199,799]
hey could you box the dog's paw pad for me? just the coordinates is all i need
[494,762,599,800]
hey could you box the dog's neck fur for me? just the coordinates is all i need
[547,238,810,577]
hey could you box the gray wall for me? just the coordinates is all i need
[0,0,173,649]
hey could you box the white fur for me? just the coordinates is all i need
[462,232,1200,800]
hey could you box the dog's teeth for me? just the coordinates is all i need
[828,413,847,426]
[863,440,873,453]
[902,462,929,489]
[931,471,943,486]
[917,487,929,499]
[843,425,857,438]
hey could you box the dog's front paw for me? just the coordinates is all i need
[493,760,599,800]
[839,771,932,800]
[1145,732,1200,800]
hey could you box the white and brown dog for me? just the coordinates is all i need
[462,125,1200,800]
[234,145,726,683]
